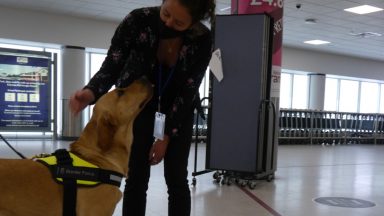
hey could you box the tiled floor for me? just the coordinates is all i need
[1,139,384,216]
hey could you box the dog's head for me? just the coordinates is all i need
[90,77,153,151]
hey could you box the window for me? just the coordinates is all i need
[339,80,359,112]
[291,74,308,109]
[90,53,106,78]
[279,72,309,109]
[279,73,292,108]
[380,84,384,113]
[280,72,384,113]
[198,68,210,106]
[360,82,379,113]
[86,52,107,118]
[45,48,61,134]
[324,78,338,111]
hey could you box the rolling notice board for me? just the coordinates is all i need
[0,48,52,131]
[206,14,274,173]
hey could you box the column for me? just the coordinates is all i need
[60,45,86,139]
[308,73,326,110]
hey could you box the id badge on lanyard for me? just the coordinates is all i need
[153,112,166,140]
[153,64,175,140]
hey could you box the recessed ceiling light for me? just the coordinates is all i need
[344,5,383,14]
[305,18,317,24]
[304,40,331,45]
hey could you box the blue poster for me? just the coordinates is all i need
[0,50,51,131]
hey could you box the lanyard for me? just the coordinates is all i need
[158,64,176,112]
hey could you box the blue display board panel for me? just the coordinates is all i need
[207,14,273,173]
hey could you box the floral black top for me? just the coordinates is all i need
[85,7,212,137]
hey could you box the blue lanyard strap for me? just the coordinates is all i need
[158,64,176,112]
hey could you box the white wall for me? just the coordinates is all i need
[282,47,384,81]
[0,7,118,49]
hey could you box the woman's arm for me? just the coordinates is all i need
[84,12,140,103]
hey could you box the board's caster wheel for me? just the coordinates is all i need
[267,174,274,182]
[238,180,247,187]
[221,177,228,185]
[213,172,220,180]
[227,178,234,186]
[248,181,257,189]
[213,175,222,184]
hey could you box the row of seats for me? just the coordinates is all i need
[191,108,384,145]
[279,109,384,145]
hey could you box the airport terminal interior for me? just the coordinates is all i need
[0,0,384,216]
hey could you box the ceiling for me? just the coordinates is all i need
[0,0,383,61]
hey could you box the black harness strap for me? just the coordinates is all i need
[54,149,77,216]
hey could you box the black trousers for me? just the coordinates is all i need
[122,106,193,216]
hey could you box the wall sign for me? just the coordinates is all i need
[0,48,52,131]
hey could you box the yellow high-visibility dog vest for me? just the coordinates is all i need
[36,152,105,186]
[33,152,123,187]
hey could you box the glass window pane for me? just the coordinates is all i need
[199,67,210,106]
[380,84,384,113]
[292,74,308,109]
[89,53,107,116]
[279,73,292,108]
[339,80,358,112]
[324,78,338,111]
[90,53,106,77]
[360,82,379,113]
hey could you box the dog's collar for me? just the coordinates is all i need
[34,149,123,187]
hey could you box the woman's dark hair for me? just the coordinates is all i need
[163,0,216,25]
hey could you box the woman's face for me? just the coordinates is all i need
[160,0,193,32]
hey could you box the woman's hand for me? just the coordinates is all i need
[69,88,95,115]
[149,135,170,165]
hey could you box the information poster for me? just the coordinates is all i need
[0,49,51,131]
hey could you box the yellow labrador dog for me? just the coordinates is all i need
[0,78,153,216]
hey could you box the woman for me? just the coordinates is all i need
[69,0,215,215]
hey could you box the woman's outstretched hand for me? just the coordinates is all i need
[69,88,95,115]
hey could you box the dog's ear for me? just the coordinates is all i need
[96,113,117,151]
